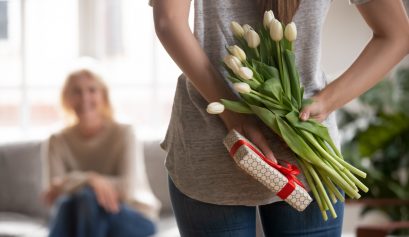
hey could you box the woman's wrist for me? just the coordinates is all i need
[87,171,99,184]
[219,110,254,131]
[314,85,339,116]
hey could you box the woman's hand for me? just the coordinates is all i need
[87,172,119,213]
[299,95,329,123]
[221,111,278,163]
[43,178,64,206]
[300,0,408,121]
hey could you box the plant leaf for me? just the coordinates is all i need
[275,117,319,164]
[259,79,283,102]
[285,111,333,145]
[284,49,302,109]
[220,99,253,114]
[357,113,409,157]
[252,60,279,81]
[249,104,280,135]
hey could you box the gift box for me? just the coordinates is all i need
[223,129,313,211]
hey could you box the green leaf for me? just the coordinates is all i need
[249,105,280,135]
[284,49,302,109]
[244,93,287,113]
[275,117,320,165]
[227,75,241,84]
[259,79,283,102]
[252,60,279,81]
[241,94,262,107]
[220,99,253,114]
[281,54,292,100]
[285,111,333,145]
[357,113,409,157]
[259,29,269,64]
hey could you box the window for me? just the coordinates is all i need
[0,0,8,39]
[0,0,189,142]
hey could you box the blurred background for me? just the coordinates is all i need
[0,0,408,236]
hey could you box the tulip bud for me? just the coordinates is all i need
[263,10,275,29]
[237,67,253,80]
[230,21,244,38]
[245,30,260,48]
[206,102,225,114]
[242,24,254,34]
[269,19,283,41]
[227,45,246,62]
[284,22,297,42]
[223,55,242,73]
[233,82,251,94]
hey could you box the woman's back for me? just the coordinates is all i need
[161,0,341,206]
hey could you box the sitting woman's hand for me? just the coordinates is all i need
[87,172,119,213]
[221,112,278,164]
[43,178,64,206]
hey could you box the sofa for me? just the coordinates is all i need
[0,139,179,237]
[0,138,368,237]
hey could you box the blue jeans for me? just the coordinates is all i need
[48,186,156,237]
[169,177,344,237]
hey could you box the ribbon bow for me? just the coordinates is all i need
[229,139,304,199]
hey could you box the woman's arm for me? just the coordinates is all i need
[300,0,409,122]
[114,126,161,219]
[153,0,278,162]
[153,0,237,123]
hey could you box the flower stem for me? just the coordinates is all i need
[299,160,328,221]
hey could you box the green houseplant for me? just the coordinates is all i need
[339,66,409,235]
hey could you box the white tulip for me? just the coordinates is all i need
[206,102,225,114]
[284,22,297,42]
[223,55,242,73]
[263,10,275,29]
[269,19,283,41]
[233,82,251,94]
[230,21,244,38]
[237,67,253,80]
[242,24,254,34]
[245,30,260,48]
[227,45,246,62]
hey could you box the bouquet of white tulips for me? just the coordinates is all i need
[207,11,368,221]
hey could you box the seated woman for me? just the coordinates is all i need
[42,68,160,237]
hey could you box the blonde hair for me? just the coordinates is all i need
[60,69,113,124]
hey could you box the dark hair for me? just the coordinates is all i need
[256,0,301,24]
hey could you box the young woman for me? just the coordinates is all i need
[42,68,160,237]
[153,0,409,236]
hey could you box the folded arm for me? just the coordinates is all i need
[301,0,409,121]
[153,0,279,162]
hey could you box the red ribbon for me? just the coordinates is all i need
[229,139,304,200]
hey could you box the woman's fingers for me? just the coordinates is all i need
[244,124,278,164]
[300,100,327,123]
[94,185,109,212]
[93,180,119,213]
[105,185,119,213]
[88,173,119,213]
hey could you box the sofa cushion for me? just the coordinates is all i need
[0,142,47,219]
[143,140,173,215]
[0,139,172,218]
[0,212,47,237]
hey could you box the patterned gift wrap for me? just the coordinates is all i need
[223,129,313,211]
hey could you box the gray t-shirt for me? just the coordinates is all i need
[158,0,369,206]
